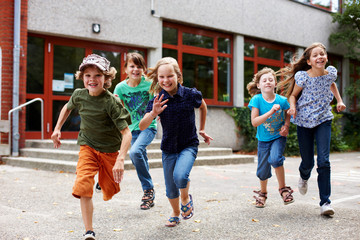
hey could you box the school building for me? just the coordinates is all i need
[1,0,358,155]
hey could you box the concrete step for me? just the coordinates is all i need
[19,146,233,161]
[25,139,209,151]
[2,154,254,173]
[2,139,255,173]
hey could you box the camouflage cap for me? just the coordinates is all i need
[79,54,110,72]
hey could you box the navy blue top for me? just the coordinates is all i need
[146,84,203,153]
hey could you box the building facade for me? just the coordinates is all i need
[1,0,353,155]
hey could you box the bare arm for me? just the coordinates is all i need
[51,103,72,148]
[288,84,303,119]
[330,82,346,112]
[251,104,280,127]
[139,94,168,131]
[279,109,291,137]
[112,126,132,184]
[198,99,213,145]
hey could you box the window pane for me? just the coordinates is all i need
[27,36,44,94]
[182,32,213,49]
[258,46,281,60]
[93,50,121,93]
[163,27,178,45]
[53,100,81,131]
[284,50,293,63]
[183,53,213,99]
[25,99,42,131]
[218,37,230,54]
[244,43,254,57]
[244,61,254,100]
[217,57,231,102]
[162,48,178,61]
[53,45,85,95]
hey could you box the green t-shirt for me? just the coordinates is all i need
[113,76,157,132]
[67,88,131,153]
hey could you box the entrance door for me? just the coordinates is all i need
[26,34,146,139]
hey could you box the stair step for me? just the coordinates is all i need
[2,154,254,173]
[19,147,233,161]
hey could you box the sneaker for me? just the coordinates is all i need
[83,230,96,240]
[95,182,101,193]
[298,178,308,195]
[320,202,335,216]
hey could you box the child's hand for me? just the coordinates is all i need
[199,130,213,145]
[288,107,297,119]
[151,94,169,116]
[113,158,124,184]
[272,104,280,113]
[279,124,289,137]
[51,130,61,148]
[337,102,346,112]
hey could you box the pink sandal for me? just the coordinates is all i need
[253,190,267,208]
[279,186,294,205]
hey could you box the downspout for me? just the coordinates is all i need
[12,0,21,156]
[0,47,2,119]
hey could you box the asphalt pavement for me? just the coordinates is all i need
[1,152,360,240]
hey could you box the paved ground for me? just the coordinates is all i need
[1,152,360,240]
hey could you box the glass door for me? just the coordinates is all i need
[26,34,146,139]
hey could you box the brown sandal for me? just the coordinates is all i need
[253,190,267,208]
[279,186,294,205]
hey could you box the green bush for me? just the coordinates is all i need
[342,111,360,150]
[226,106,349,156]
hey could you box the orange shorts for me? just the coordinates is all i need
[72,145,120,201]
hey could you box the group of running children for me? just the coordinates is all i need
[51,42,346,240]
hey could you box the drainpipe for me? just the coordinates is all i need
[12,0,21,156]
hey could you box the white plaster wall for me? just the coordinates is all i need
[27,0,161,48]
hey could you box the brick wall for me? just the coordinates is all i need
[0,0,28,148]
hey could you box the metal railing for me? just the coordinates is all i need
[8,98,44,156]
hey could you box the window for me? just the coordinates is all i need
[162,22,233,106]
[244,39,295,102]
[293,0,341,12]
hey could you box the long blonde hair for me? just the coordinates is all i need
[247,67,277,97]
[147,57,183,95]
[277,42,327,98]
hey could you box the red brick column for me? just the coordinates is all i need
[0,0,28,148]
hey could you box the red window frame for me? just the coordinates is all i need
[26,33,147,139]
[162,22,233,106]
[349,59,360,112]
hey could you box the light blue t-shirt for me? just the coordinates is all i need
[248,94,290,142]
[292,66,337,128]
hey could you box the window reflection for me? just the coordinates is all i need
[218,38,230,54]
[163,27,178,45]
[218,57,231,102]
[53,45,85,95]
[53,100,80,131]
[182,32,213,49]
[244,43,254,57]
[163,48,178,61]
[27,36,44,94]
[258,46,281,61]
[183,53,213,99]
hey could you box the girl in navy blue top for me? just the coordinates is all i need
[139,57,213,227]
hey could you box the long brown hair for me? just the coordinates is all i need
[277,42,327,98]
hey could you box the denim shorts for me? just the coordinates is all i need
[256,136,286,180]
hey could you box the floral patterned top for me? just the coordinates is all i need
[292,66,337,128]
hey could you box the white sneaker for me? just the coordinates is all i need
[298,178,308,195]
[321,202,335,216]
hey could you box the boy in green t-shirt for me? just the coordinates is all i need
[51,54,132,240]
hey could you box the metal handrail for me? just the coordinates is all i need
[8,97,44,156]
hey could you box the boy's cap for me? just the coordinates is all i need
[79,54,110,72]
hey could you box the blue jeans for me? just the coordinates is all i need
[297,120,332,206]
[162,146,198,199]
[129,128,156,191]
[256,136,286,180]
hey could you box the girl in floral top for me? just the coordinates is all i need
[277,42,346,216]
